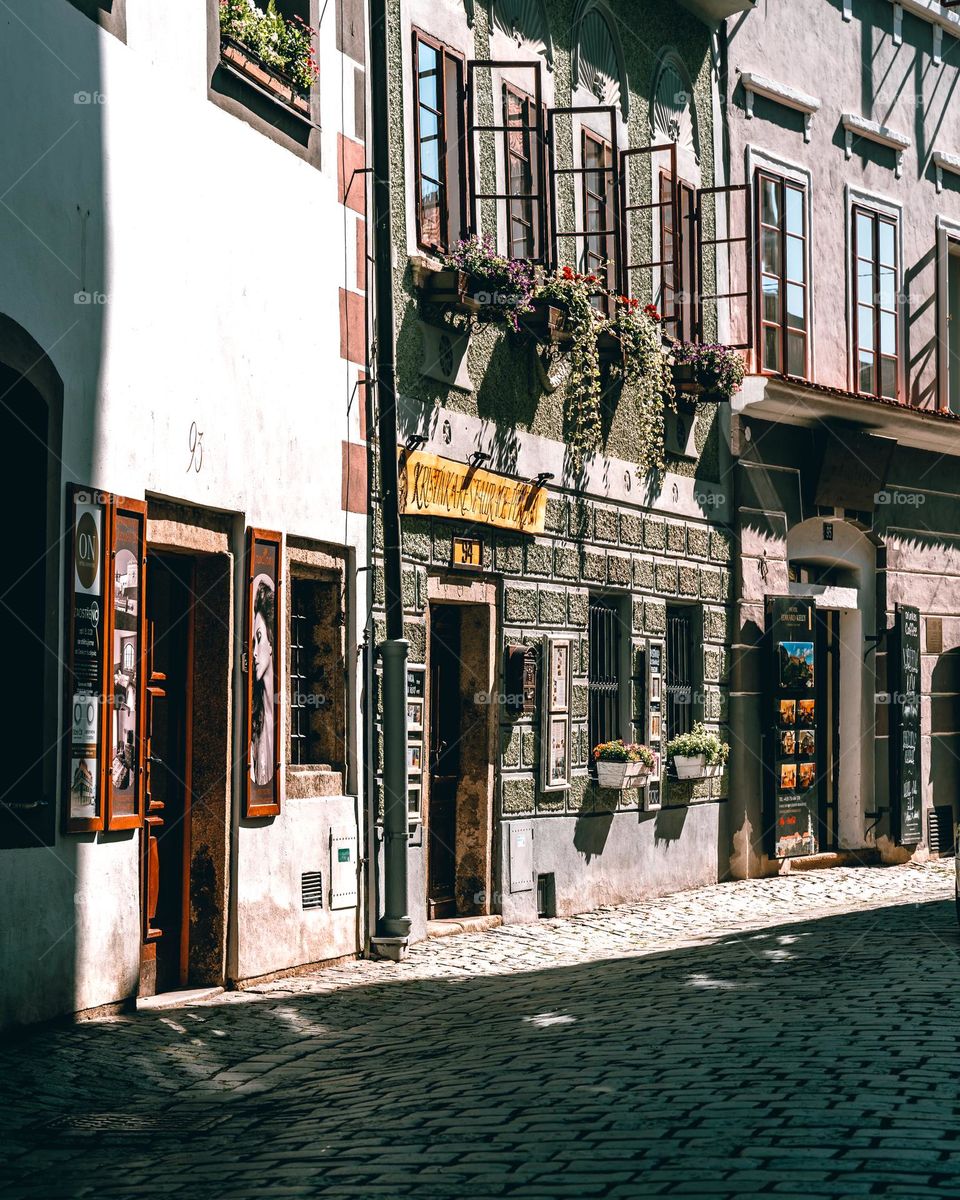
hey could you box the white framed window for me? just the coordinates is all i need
[844,185,904,401]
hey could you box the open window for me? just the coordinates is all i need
[756,172,808,376]
[621,143,680,332]
[413,30,467,254]
[547,106,620,299]
[467,61,547,262]
[853,205,899,401]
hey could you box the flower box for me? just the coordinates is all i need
[221,38,310,117]
[410,259,491,317]
[597,327,625,366]
[672,753,708,779]
[519,298,569,344]
[596,760,653,790]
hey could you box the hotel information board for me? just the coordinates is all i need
[890,604,922,845]
[766,596,819,859]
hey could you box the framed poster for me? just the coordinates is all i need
[245,528,282,818]
[540,636,571,793]
[63,485,109,833]
[765,596,820,859]
[406,698,424,732]
[104,497,147,830]
[890,603,922,845]
[645,637,665,794]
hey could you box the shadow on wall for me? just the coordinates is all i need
[0,896,956,1194]
[0,0,108,1026]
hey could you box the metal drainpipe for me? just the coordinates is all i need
[369,0,411,953]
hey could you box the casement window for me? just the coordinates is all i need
[665,605,695,739]
[853,206,899,401]
[413,31,466,254]
[582,129,615,288]
[588,597,622,754]
[659,172,697,341]
[503,83,542,260]
[936,223,960,413]
[287,576,346,772]
[757,171,809,378]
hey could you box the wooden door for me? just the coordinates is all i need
[142,554,194,993]
[427,605,461,919]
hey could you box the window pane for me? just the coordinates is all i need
[786,235,805,283]
[787,283,805,330]
[762,275,780,322]
[420,181,441,244]
[856,211,873,257]
[787,331,806,377]
[879,220,895,267]
[879,266,896,312]
[762,228,781,274]
[880,356,897,399]
[858,304,875,351]
[859,351,875,393]
[764,324,781,369]
[417,43,439,107]
[761,177,780,227]
[419,133,440,183]
[880,309,896,355]
[785,186,803,236]
[857,261,873,305]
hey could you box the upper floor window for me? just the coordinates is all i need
[503,83,543,261]
[758,171,808,378]
[853,206,898,401]
[582,129,615,290]
[413,31,466,254]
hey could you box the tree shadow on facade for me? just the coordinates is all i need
[1,896,957,1196]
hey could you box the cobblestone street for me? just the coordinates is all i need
[2,861,959,1199]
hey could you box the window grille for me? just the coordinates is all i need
[588,598,621,753]
[290,580,310,766]
[666,607,694,739]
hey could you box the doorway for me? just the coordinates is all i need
[425,594,496,921]
[428,605,460,919]
[142,553,195,994]
[816,608,841,852]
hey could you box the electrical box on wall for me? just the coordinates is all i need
[508,822,534,893]
[665,408,697,460]
[330,829,359,909]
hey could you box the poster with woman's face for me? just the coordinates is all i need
[246,531,281,817]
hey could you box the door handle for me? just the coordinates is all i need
[148,754,164,766]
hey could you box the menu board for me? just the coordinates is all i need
[890,604,922,845]
[766,596,819,859]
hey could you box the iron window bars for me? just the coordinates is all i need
[852,205,899,401]
[588,597,622,756]
[666,607,694,740]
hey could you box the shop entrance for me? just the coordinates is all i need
[142,553,195,993]
[425,590,496,922]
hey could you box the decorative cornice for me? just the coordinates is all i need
[739,71,821,142]
[842,113,911,178]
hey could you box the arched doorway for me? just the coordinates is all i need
[784,519,879,851]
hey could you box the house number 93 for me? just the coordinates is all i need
[187,420,204,474]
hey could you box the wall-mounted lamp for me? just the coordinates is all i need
[405,434,427,451]
[532,472,555,488]
[468,450,491,467]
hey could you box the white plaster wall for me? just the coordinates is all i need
[0,0,366,1023]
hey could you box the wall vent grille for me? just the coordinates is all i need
[301,871,324,910]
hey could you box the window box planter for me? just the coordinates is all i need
[411,258,486,317]
[220,38,310,118]
[671,756,724,780]
[596,760,653,790]
[597,327,624,366]
[519,298,569,344]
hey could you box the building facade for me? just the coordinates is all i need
[721,0,960,873]
[0,0,371,1027]
[370,0,750,941]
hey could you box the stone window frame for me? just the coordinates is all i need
[66,0,127,42]
[206,0,322,170]
[284,543,349,798]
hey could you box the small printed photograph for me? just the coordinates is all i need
[406,699,424,732]
[780,762,797,790]
[799,762,816,789]
[407,742,422,773]
[779,641,815,689]
[407,670,425,699]
[649,714,661,740]
[798,730,816,757]
[798,699,816,727]
[780,730,796,757]
[779,700,796,726]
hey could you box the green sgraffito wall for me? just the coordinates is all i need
[387,0,719,480]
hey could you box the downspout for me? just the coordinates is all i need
[369,0,411,958]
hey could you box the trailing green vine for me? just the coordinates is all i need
[534,266,605,469]
[611,298,675,474]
